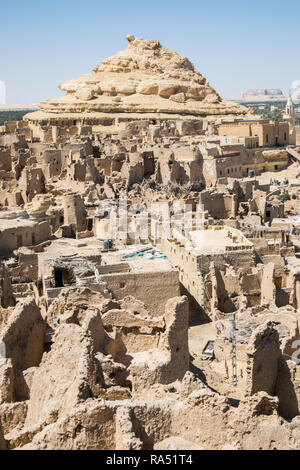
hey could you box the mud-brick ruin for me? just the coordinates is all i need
[0,35,300,450]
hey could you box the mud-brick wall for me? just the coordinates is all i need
[199,250,255,275]
[276,360,300,419]
[246,325,281,396]
[34,221,51,245]
[102,269,180,317]
[0,221,50,253]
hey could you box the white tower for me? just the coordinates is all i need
[284,95,297,145]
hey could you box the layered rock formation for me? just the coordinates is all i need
[240,89,286,102]
[25,35,248,127]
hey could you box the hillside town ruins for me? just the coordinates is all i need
[0,35,300,450]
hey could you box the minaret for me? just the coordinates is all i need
[284,95,296,144]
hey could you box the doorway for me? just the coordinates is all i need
[54,270,64,288]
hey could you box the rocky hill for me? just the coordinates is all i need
[239,89,286,102]
[25,35,248,127]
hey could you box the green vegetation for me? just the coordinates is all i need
[242,101,300,125]
[243,101,286,121]
[0,110,36,126]
[278,190,291,203]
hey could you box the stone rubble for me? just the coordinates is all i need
[0,35,300,450]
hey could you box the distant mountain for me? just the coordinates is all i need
[0,104,38,111]
[238,89,287,102]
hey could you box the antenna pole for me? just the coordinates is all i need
[230,313,238,387]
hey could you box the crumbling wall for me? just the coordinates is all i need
[18,168,45,203]
[14,388,297,450]
[24,323,94,429]
[0,263,15,309]
[276,359,300,419]
[261,263,276,306]
[246,322,281,396]
[0,299,45,371]
[160,296,190,382]
[102,270,180,317]
[63,193,87,233]
[121,160,144,188]
[128,296,189,391]
[0,299,45,403]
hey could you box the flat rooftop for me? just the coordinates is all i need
[179,227,253,255]
[37,239,174,274]
[39,237,102,261]
[0,218,36,230]
[101,244,175,273]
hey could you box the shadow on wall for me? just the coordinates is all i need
[276,357,299,420]
[275,288,290,308]
[180,283,211,325]
[215,269,238,314]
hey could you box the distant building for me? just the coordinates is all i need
[201,137,288,185]
[218,119,289,148]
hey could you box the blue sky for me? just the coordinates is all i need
[1,0,299,104]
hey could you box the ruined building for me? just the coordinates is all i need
[0,35,300,451]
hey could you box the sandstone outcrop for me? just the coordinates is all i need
[25,35,248,127]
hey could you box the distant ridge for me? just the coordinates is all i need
[0,104,38,111]
[238,89,287,103]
